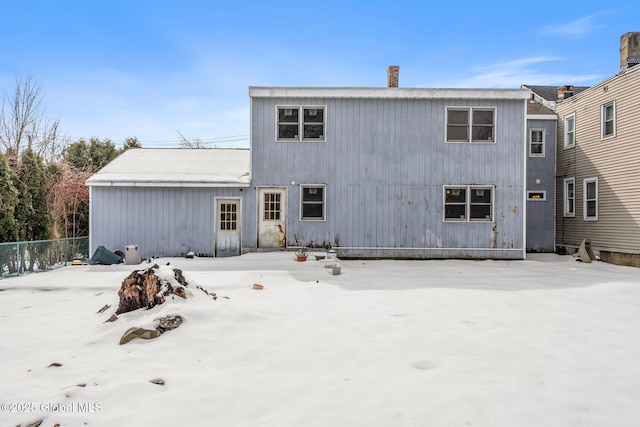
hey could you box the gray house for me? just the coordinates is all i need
[87,70,555,260]
[86,148,251,258]
[249,81,532,259]
[525,101,557,252]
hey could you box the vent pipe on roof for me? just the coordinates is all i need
[387,66,399,88]
[620,32,640,72]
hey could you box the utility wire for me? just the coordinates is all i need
[63,134,250,145]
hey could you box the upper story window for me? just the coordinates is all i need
[446,107,495,143]
[529,128,545,157]
[564,113,575,149]
[277,106,326,142]
[444,185,494,222]
[601,101,615,139]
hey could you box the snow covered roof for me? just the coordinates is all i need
[86,148,250,187]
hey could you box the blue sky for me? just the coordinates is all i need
[1,1,637,148]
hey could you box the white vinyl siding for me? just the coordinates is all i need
[554,65,640,254]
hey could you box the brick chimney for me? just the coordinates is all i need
[620,32,640,72]
[387,66,399,88]
[557,85,574,100]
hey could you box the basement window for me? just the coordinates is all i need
[527,191,546,201]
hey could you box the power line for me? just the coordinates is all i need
[63,134,250,145]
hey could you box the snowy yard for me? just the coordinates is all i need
[1,252,639,427]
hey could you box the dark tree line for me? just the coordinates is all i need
[0,75,141,243]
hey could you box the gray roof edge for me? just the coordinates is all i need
[249,86,531,100]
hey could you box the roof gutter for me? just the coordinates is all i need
[86,181,251,188]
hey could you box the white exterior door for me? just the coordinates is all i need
[258,188,286,248]
[216,198,241,257]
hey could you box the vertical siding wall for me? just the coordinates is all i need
[526,118,557,252]
[251,96,526,259]
[90,186,254,258]
[556,66,640,253]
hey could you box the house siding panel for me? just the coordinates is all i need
[90,186,252,258]
[251,94,526,259]
[526,117,557,252]
[556,66,640,254]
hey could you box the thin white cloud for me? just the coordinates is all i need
[424,56,602,88]
[476,56,563,70]
[538,14,602,39]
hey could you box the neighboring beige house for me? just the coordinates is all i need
[555,32,640,266]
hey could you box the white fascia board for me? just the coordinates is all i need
[526,114,558,120]
[249,87,531,100]
[86,181,251,188]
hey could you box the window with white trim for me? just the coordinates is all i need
[584,177,598,221]
[529,129,545,157]
[563,177,575,217]
[300,185,325,220]
[446,107,495,143]
[444,185,493,221]
[601,101,615,138]
[277,106,325,142]
[219,202,238,230]
[527,190,546,201]
[263,192,281,220]
[564,113,575,148]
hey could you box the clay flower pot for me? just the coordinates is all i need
[295,249,308,262]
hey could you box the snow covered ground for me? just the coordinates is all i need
[1,252,639,427]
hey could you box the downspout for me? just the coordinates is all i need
[88,185,93,258]
[522,97,528,259]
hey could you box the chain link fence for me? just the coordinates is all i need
[0,237,89,277]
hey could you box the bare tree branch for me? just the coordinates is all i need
[177,130,208,148]
[0,75,64,160]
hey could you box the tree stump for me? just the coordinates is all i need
[116,264,189,314]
